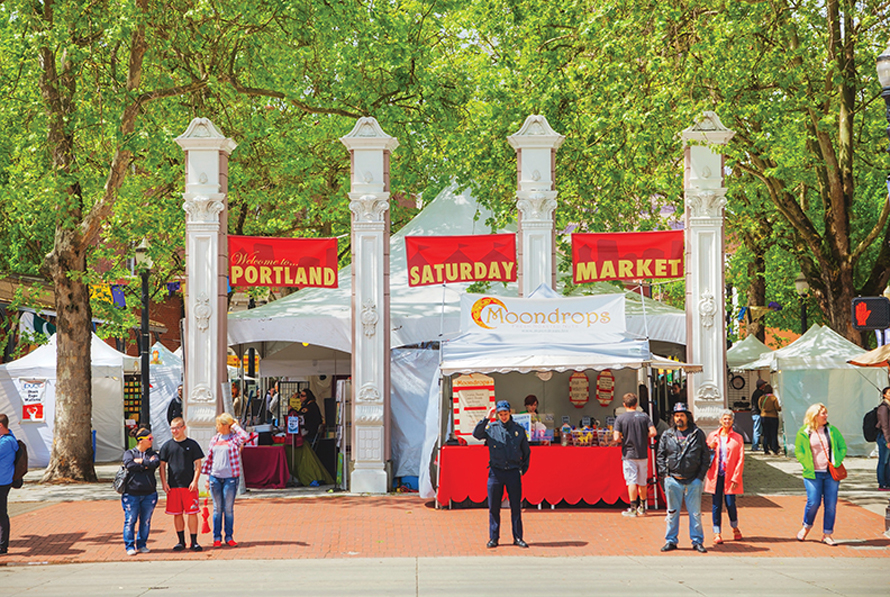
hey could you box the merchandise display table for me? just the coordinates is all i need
[242,445,289,489]
[436,445,642,507]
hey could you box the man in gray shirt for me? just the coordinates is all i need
[613,393,656,517]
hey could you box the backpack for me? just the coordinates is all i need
[11,439,28,489]
[863,405,882,443]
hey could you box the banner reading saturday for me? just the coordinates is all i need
[405,234,516,287]
[459,293,625,343]
[572,230,684,283]
[228,235,339,288]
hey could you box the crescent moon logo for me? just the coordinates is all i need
[471,297,507,329]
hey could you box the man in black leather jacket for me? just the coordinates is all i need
[656,402,710,553]
[473,400,531,549]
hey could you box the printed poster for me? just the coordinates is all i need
[452,373,495,445]
[16,378,46,422]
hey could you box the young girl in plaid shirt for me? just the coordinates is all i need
[202,413,250,547]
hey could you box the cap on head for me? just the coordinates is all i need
[672,402,690,414]
[755,379,766,388]
[496,400,511,413]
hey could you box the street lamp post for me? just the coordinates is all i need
[135,239,152,430]
[877,42,890,537]
[794,272,809,333]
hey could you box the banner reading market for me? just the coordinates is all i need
[405,233,517,287]
[228,235,339,288]
[572,230,684,284]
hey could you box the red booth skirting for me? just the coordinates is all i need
[436,445,640,507]
[242,445,289,489]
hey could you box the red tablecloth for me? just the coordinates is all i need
[242,445,289,489]
[436,445,639,507]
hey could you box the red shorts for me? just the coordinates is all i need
[165,487,200,516]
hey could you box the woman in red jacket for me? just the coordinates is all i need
[705,410,745,545]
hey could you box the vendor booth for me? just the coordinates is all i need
[428,287,698,508]
[0,333,137,466]
[726,335,773,440]
[739,325,886,457]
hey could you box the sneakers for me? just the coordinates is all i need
[226,539,238,547]
[126,549,137,556]
[138,547,150,554]
[635,505,646,517]
[621,507,639,517]
[191,544,203,552]
[212,540,222,548]
[733,528,743,541]
[172,543,185,552]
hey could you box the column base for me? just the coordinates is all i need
[351,467,388,494]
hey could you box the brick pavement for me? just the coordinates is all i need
[4,493,889,564]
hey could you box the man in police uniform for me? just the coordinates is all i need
[473,400,531,549]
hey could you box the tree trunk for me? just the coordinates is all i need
[41,230,97,483]
[746,249,766,342]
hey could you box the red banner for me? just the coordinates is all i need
[405,234,517,287]
[572,230,684,283]
[228,235,338,288]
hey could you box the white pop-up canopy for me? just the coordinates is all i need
[727,334,773,370]
[740,325,886,456]
[0,334,138,466]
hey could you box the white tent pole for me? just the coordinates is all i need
[438,283,447,340]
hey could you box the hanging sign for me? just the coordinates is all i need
[228,235,339,288]
[15,378,47,422]
[405,234,517,287]
[572,230,684,283]
[569,372,589,408]
[596,370,615,406]
[452,373,496,444]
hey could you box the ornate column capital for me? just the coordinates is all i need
[183,193,226,224]
[348,193,391,223]
[516,190,558,222]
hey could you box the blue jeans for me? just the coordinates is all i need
[209,475,238,542]
[487,468,523,542]
[711,475,738,534]
[664,476,704,546]
[803,471,839,534]
[751,415,762,451]
[122,492,158,551]
[877,440,890,488]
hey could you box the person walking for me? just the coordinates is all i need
[121,428,160,556]
[0,414,19,555]
[656,402,710,553]
[613,392,656,517]
[473,400,531,549]
[167,385,183,425]
[705,410,745,545]
[159,417,205,552]
[759,384,782,455]
[794,403,847,546]
[876,387,890,490]
[201,413,250,547]
[750,379,767,452]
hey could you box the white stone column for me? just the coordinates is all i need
[508,115,565,296]
[340,117,398,494]
[682,112,734,432]
[175,118,237,447]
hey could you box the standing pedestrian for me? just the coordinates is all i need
[759,384,782,455]
[167,385,183,425]
[705,410,745,545]
[875,387,890,490]
[159,417,204,552]
[0,414,19,555]
[613,393,656,517]
[750,379,767,452]
[795,403,846,545]
[656,402,710,553]
[473,400,531,549]
[121,428,160,556]
[202,413,250,547]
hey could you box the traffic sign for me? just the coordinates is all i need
[851,297,890,330]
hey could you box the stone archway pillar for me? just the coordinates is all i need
[682,112,734,431]
[340,117,398,494]
[175,118,237,447]
[508,115,565,296]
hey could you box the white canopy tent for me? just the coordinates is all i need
[149,342,183,449]
[0,334,137,466]
[727,334,772,370]
[739,325,886,456]
[228,185,689,480]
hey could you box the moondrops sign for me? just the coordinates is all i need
[228,235,338,288]
[572,230,684,283]
[405,234,517,287]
